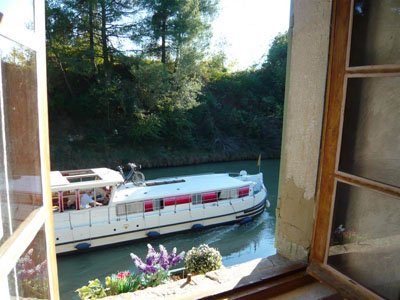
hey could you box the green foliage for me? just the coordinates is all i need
[105,272,141,295]
[46,0,287,169]
[76,279,107,300]
[140,267,170,288]
[134,0,218,64]
[185,244,222,274]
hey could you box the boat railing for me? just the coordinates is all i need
[58,185,263,230]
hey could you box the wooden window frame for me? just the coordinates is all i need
[0,0,59,299]
[308,1,400,299]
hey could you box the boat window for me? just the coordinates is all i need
[116,202,144,216]
[153,198,164,210]
[238,186,250,197]
[164,196,176,206]
[219,189,238,200]
[192,193,202,205]
[202,192,218,203]
[116,204,126,216]
[127,202,144,214]
[230,189,239,199]
[144,199,153,212]
[176,195,191,205]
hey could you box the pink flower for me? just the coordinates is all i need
[116,272,131,280]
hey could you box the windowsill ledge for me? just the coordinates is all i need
[103,255,307,300]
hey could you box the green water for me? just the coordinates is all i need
[57,159,280,300]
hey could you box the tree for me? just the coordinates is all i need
[260,32,288,105]
[134,0,218,65]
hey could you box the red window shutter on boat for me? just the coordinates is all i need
[144,199,153,212]
[176,195,191,204]
[164,196,176,206]
[202,192,217,203]
[239,186,250,197]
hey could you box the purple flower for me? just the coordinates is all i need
[19,269,30,280]
[335,224,345,235]
[131,244,185,275]
[167,247,185,267]
[170,252,185,267]
[39,260,47,273]
[16,249,47,281]
[145,264,158,274]
[145,244,159,266]
[159,245,169,270]
[131,251,158,275]
[26,248,34,258]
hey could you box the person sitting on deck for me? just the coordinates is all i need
[80,191,103,209]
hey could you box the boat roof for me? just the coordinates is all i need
[113,173,251,203]
[50,168,124,192]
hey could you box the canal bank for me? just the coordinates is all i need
[57,159,279,300]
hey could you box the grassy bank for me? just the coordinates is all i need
[50,142,280,171]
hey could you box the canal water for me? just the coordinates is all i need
[57,159,280,300]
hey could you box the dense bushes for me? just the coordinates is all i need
[46,0,287,169]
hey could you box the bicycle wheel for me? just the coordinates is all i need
[132,171,145,184]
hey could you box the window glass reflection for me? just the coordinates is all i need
[350,0,400,66]
[7,226,50,299]
[339,76,400,187]
[0,0,35,31]
[329,182,400,300]
[0,36,42,241]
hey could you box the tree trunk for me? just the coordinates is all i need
[88,0,97,76]
[161,16,166,64]
[100,0,110,80]
[46,31,75,97]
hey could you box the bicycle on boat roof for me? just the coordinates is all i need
[117,163,145,185]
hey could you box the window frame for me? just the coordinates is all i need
[0,0,59,299]
[308,1,400,299]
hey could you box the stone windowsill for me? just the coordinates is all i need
[103,254,304,300]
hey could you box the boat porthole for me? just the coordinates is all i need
[136,224,139,227]
[56,238,59,241]
[114,228,116,231]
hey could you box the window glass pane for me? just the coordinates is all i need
[349,0,400,66]
[0,36,42,240]
[328,182,400,300]
[7,269,18,299]
[0,0,35,31]
[0,123,9,243]
[339,76,400,187]
[5,226,50,299]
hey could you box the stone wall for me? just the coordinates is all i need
[275,0,332,261]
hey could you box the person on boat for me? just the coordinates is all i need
[102,193,110,205]
[80,191,103,208]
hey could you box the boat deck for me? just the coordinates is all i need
[113,173,251,203]
[50,168,124,192]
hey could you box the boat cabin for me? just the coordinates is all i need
[50,168,124,212]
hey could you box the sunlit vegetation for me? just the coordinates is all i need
[46,0,287,169]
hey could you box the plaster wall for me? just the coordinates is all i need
[275,0,332,261]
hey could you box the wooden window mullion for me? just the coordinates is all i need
[309,0,400,299]
[309,0,352,263]
[335,172,400,199]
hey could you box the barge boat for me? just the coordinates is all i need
[51,164,269,254]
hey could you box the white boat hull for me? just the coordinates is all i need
[55,186,268,254]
